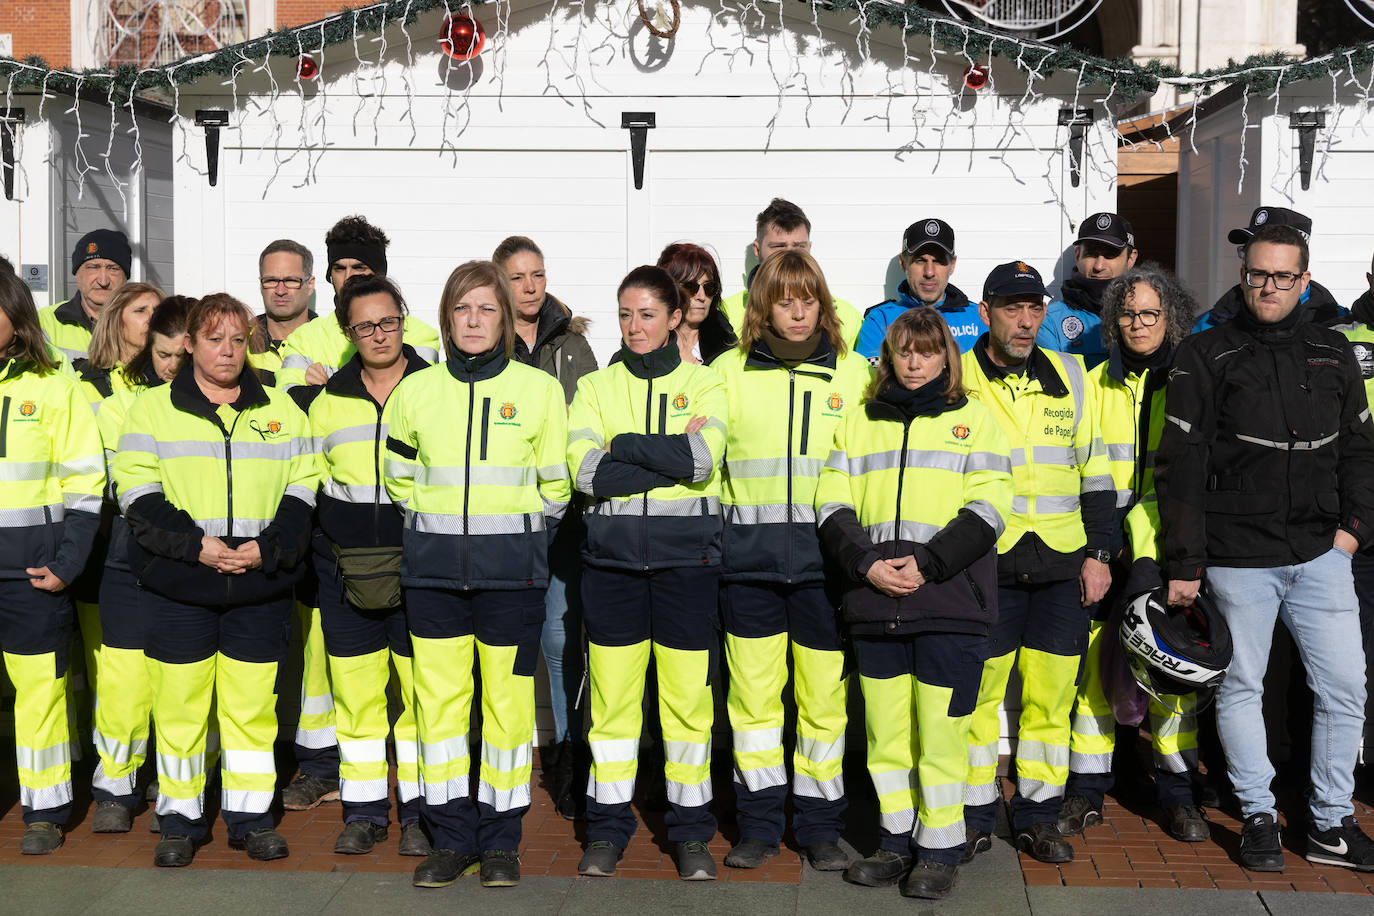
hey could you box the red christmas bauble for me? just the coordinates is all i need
[963,64,989,91]
[297,56,319,80]
[440,14,485,61]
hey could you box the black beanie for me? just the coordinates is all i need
[326,240,387,277]
[72,229,132,277]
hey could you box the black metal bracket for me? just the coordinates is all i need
[1,108,25,201]
[1058,107,1094,189]
[194,109,230,187]
[1288,110,1326,191]
[621,111,656,190]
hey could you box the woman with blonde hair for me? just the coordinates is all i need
[814,307,1012,899]
[78,281,164,400]
[712,249,869,872]
[386,260,569,889]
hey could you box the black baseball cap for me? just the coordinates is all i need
[902,218,955,258]
[982,260,1048,301]
[1227,206,1312,244]
[1076,212,1135,250]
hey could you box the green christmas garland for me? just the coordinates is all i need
[0,0,1371,103]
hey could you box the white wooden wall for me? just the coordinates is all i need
[169,2,1118,366]
[1178,79,1374,310]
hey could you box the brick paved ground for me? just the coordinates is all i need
[1,752,1371,895]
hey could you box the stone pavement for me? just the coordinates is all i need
[1,753,1372,913]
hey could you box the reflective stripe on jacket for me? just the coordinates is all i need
[714,337,870,583]
[384,350,570,590]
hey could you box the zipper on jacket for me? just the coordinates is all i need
[372,399,385,546]
[479,397,491,461]
[785,371,796,583]
[0,395,9,458]
[891,418,914,622]
[222,410,246,604]
[463,377,476,588]
[642,376,654,570]
[799,390,812,456]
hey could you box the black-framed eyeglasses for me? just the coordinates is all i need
[347,315,403,338]
[260,276,308,290]
[1117,309,1162,327]
[680,279,720,298]
[1243,269,1300,291]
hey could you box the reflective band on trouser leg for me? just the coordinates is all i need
[791,642,847,802]
[860,670,917,848]
[8,651,73,820]
[217,654,281,824]
[149,655,215,833]
[390,649,421,811]
[475,639,536,817]
[412,634,474,807]
[964,651,1016,811]
[295,605,337,752]
[1014,647,1078,808]
[725,632,788,795]
[586,640,651,810]
[92,646,153,801]
[913,677,973,853]
[1149,693,1199,775]
[1067,620,1116,776]
[654,643,715,830]
[330,648,392,808]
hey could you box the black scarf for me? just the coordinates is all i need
[1119,340,1174,377]
[1060,274,1113,315]
[1233,301,1304,336]
[618,334,682,380]
[445,345,508,382]
[876,374,963,421]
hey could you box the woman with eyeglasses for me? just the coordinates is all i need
[657,243,737,365]
[712,249,869,873]
[294,275,433,859]
[385,261,569,890]
[492,236,598,821]
[1060,264,1207,844]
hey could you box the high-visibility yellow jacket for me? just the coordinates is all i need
[276,313,440,391]
[961,340,1115,582]
[75,360,143,411]
[384,349,569,590]
[114,364,319,606]
[1090,349,1169,556]
[38,297,95,362]
[568,341,728,570]
[815,384,1012,634]
[722,289,863,349]
[0,357,106,584]
[94,383,145,572]
[307,346,431,552]
[713,336,870,583]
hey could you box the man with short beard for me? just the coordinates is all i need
[959,261,1115,866]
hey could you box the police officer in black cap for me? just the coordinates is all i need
[1037,213,1138,368]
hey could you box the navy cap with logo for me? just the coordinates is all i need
[982,260,1049,301]
[71,228,132,277]
[1076,212,1135,250]
[1227,206,1312,245]
[902,218,955,257]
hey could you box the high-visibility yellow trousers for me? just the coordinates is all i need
[722,582,847,847]
[91,567,154,806]
[145,592,291,841]
[582,565,719,848]
[407,586,543,855]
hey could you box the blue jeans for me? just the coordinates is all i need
[541,568,584,743]
[1208,547,1367,831]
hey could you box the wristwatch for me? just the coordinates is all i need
[1087,548,1112,565]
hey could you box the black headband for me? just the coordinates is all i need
[327,241,387,277]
